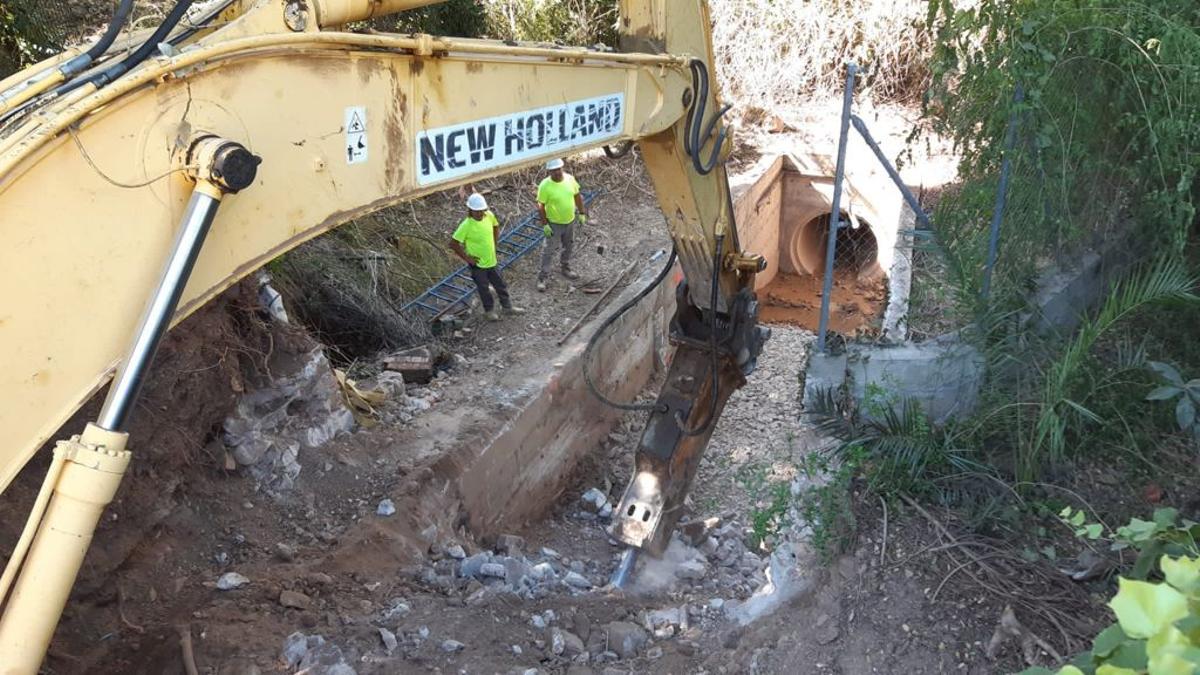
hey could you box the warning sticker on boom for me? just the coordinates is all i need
[345,106,368,165]
[416,94,624,186]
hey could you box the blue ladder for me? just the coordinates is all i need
[403,190,598,322]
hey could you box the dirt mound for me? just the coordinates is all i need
[0,280,314,596]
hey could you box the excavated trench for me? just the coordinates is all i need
[446,153,908,536]
[10,153,914,673]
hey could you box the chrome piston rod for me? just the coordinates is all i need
[96,186,222,431]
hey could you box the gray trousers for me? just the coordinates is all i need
[539,221,575,279]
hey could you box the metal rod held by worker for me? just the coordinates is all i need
[849,115,933,231]
[97,186,224,431]
[982,85,1025,301]
[557,254,657,346]
[817,63,857,354]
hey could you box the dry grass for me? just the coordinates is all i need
[708,0,943,107]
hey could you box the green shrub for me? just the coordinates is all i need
[926,0,1200,310]
[1024,511,1200,675]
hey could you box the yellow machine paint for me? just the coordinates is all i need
[0,0,765,670]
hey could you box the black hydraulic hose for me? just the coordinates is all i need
[603,140,634,159]
[686,60,731,176]
[583,249,678,413]
[59,0,136,78]
[59,0,194,96]
[676,235,724,437]
[168,0,237,46]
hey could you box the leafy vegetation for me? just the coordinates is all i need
[925,0,1200,315]
[794,448,861,560]
[1018,258,1198,481]
[1022,509,1200,674]
[1145,361,1200,441]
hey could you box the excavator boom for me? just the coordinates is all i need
[0,1,767,669]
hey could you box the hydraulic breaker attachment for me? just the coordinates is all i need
[609,279,769,557]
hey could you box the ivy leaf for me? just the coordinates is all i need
[1085,523,1104,540]
[1149,361,1184,386]
[1177,398,1196,432]
[1105,637,1148,670]
[1161,556,1200,594]
[1093,623,1130,657]
[1176,615,1200,642]
[1154,509,1180,528]
[1120,518,1159,543]
[1071,510,1087,527]
[1133,542,1166,580]
[1147,386,1182,401]
[1109,577,1189,639]
[1147,625,1199,675]
[1096,665,1140,675]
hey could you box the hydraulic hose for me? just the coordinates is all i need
[685,60,731,176]
[0,0,134,116]
[60,0,136,78]
[60,0,195,96]
[168,0,238,47]
[583,248,678,412]
[603,140,634,160]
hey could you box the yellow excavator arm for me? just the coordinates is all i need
[0,0,768,669]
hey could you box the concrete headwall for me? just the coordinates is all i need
[731,151,904,281]
[456,264,676,536]
[731,157,786,289]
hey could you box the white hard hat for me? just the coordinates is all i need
[466,193,488,210]
[545,158,565,170]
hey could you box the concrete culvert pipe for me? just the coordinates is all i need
[791,212,883,279]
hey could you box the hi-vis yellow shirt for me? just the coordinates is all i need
[452,210,500,269]
[537,173,581,225]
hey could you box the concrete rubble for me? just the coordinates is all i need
[222,347,355,493]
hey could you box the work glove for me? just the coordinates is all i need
[578,214,589,226]
[543,224,553,237]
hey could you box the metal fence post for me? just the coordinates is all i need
[817,63,857,353]
[981,84,1024,301]
[850,115,933,231]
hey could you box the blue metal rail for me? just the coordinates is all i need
[403,190,598,322]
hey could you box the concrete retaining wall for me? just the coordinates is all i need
[1025,238,1138,335]
[804,338,984,424]
[456,263,676,536]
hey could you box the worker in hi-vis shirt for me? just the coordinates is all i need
[536,158,588,292]
[449,193,526,321]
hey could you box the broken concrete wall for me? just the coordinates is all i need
[456,264,678,536]
[881,205,916,342]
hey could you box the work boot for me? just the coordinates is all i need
[561,267,580,280]
[503,305,526,315]
[485,310,501,322]
[537,279,547,292]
